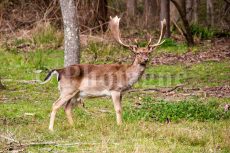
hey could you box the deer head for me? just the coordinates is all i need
[109,16,166,66]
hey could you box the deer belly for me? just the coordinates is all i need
[79,89,111,98]
[79,79,111,98]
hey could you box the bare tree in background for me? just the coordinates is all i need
[186,0,193,21]
[193,0,199,24]
[170,0,194,46]
[144,0,159,28]
[97,0,108,31]
[207,0,214,27]
[60,0,80,66]
[186,0,199,24]
[161,0,171,37]
[76,0,108,32]
[126,0,137,23]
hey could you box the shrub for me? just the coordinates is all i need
[191,24,215,39]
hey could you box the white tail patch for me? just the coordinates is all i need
[40,70,59,84]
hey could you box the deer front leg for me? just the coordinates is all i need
[111,91,122,125]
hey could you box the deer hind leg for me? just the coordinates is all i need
[111,91,122,125]
[64,94,82,126]
[49,90,79,131]
[65,100,74,126]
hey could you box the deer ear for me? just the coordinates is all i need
[147,45,155,53]
[129,45,138,53]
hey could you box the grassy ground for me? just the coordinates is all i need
[0,41,230,152]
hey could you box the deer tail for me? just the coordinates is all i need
[40,69,59,84]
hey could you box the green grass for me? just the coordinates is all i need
[136,60,230,88]
[155,38,190,55]
[124,97,230,122]
[0,43,230,152]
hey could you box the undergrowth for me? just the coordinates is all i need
[191,24,230,39]
[32,22,63,48]
[124,98,230,122]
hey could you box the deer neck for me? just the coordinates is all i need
[126,58,146,87]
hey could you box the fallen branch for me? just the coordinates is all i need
[1,140,100,152]
[127,84,184,93]
[0,135,20,143]
[0,134,96,148]
[80,21,109,34]
[2,79,42,84]
[172,20,185,38]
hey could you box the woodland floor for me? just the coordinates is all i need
[0,37,229,152]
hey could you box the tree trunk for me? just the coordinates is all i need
[126,0,137,20]
[96,0,108,31]
[60,0,80,66]
[170,0,194,46]
[186,0,193,21]
[144,0,159,28]
[160,0,171,38]
[206,0,214,27]
[170,1,180,22]
[193,0,198,24]
[126,0,137,25]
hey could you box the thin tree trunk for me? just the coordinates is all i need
[126,0,137,25]
[60,0,80,66]
[207,0,214,27]
[160,0,171,38]
[126,0,136,17]
[193,0,198,24]
[144,0,159,28]
[96,0,108,31]
[170,0,194,46]
[186,0,193,21]
[170,1,180,22]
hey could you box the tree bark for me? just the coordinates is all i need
[60,0,80,66]
[144,0,159,28]
[170,1,180,22]
[186,0,193,21]
[160,0,171,38]
[126,0,137,20]
[126,0,137,26]
[193,0,198,24]
[206,0,214,27]
[96,0,108,31]
[170,0,194,46]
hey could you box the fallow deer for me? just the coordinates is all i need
[42,16,166,131]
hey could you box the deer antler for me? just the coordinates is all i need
[148,19,167,49]
[109,16,132,48]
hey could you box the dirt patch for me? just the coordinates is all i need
[160,85,230,101]
[130,85,230,100]
[152,38,230,65]
[203,86,230,98]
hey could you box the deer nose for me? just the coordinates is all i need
[144,57,149,62]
